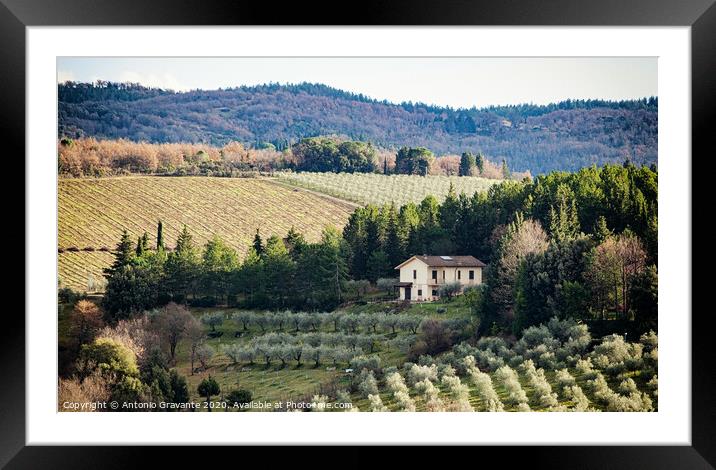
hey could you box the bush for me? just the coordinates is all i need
[414,378,445,412]
[358,370,379,398]
[226,389,253,410]
[466,365,504,412]
[386,372,415,411]
[521,359,558,408]
[438,281,462,300]
[494,365,530,410]
[368,394,388,412]
[406,364,438,386]
[441,374,473,411]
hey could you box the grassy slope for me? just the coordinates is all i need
[58,176,357,291]
[276,172,499,207]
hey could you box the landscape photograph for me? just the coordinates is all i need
[57,57,658,413]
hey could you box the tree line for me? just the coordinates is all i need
[340,162,657,334]
[101,222,351,320]
[58,81,657,174]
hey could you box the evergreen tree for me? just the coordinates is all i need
[104,230,135,278]
[135,232,150,258]
[548,184,581,243]
[459,152,476,176]
[284,226,306,259]
[592,216,612,244]
[252,228,264,257]
[165,225,200,301]
[156,220,164,251]
[501,159,511,179]
[475,152,485,175]
[384,204,405,269]
[439,183,460,234]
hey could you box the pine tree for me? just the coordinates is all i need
[385,204,405,269]
[592,215,612,244]
[548,184,580,243]
[440,183,460,233]
[285,226,306,258]
[156,220,164,251]
[104,230,135,278]
[475,152,485,175]
[175,225,194,255]
[135,232,150,257]
[459,152,476,176]
[252,228,264,257]
[501,159,511,179]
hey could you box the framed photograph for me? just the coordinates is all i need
[7,0,712,463]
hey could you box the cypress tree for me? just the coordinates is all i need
[156,220,164,251]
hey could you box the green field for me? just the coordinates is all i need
[58,176,358,291]
[275,172,499,206]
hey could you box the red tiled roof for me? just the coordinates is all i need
[396,255,487,269]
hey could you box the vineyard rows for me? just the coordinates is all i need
[58,177,357,291]
[275,172,498,206]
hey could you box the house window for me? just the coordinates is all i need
[432,290,438,297]
[418,289,422,296]
[469,270,475,280]
[457,270,461,280]
[432,270,437,280]
[442,271,445,279]
[413,269,417,279]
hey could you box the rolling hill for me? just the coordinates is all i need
[58,81,658,174]
[57,176,358,291]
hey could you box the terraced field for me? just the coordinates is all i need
[275,172,499,206]
[58,177,357,291]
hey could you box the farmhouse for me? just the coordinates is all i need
[394,255,486,302]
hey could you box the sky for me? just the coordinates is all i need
[57,57,657,109]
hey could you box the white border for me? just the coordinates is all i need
[27,27,691,445]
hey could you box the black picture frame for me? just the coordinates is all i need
[5,0,712,465]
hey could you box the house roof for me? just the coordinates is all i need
[394,255,487,269]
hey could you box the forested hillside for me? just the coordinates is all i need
[58,82,658,174]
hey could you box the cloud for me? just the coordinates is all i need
[117,71,189,91]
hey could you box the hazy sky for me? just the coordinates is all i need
[57,57,657,109]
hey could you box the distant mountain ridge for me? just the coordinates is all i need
[58,81,658,174]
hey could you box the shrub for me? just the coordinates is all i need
[311,394,329,412]
[406,363,438,386]
[358,370,379,398]
[441,374,473,411]
[414,378,445,412]
[467,367,504,412]
[438,281,462,300]
[521,360,558,408]
[554,368,576,389]
[494,365,530,410]
[350,354,382,374]
[647,375,658,398]
[563,385,591,411]
[226,389,253,410]
[376,278,398,295]
[590,334,644,376]
[368,394,388,412]
[386,373,415,411]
